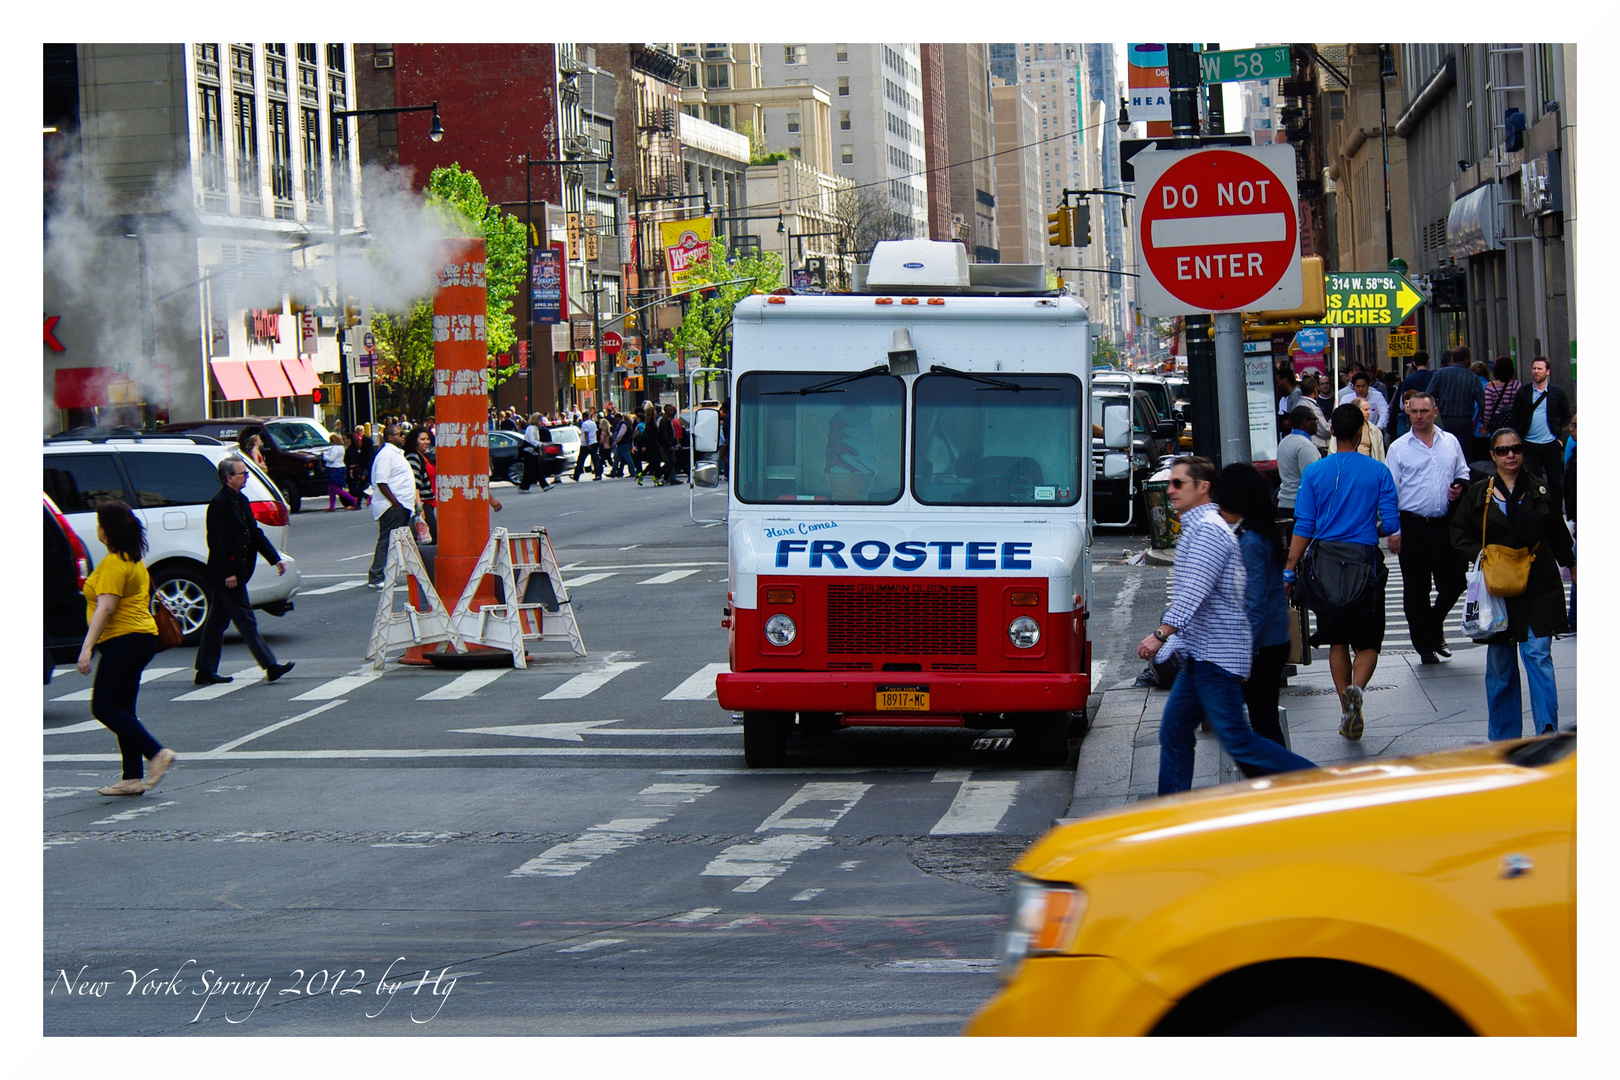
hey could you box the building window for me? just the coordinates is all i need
[325,44,345,71]
[296,43,316,65]
[266,49,287,96]
[786,111,800,134]
[784,44,806,66]
[842,144,853,164]
[840,110,851,131]
[838,77,849,97]
[269,99,292,202]
[233,91,259,196]
[195,43,220,81]
[301,106,322,204]
[836,44,848,63]
[197,84,226,193]
[705,63,729,89]
[230,45,254,90]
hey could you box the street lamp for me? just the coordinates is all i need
[1378,45,1397,270]
[329,100,442,431]
[524,151,616,414]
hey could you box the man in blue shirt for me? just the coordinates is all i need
[1139,457,1317,794]
[1285,404,1402,741]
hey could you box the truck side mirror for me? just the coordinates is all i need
[692,461,719,487]
[692,408,720,454]
[1103,404,1131,449]
[1103,453,1131,480]
[1156,419,1177,439]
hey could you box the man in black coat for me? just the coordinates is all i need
[1508,356,1573,509]
[657,405,679,484]
[193,455,293,686]
[1427,346,1484,464]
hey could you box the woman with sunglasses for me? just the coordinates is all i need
[1215,463,1292,759]
[1451,427,1575,740]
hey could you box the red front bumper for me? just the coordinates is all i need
[715,671,1090,715]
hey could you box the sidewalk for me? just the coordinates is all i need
[1069,636,1577,819]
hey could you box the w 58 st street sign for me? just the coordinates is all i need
[1133,144,1303,316]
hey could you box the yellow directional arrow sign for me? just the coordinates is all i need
[1321,271,1426,326]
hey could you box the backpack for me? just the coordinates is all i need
[632,421,648,449]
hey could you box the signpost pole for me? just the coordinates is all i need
[1168,43,1222,465]
[1214,313,1251,463]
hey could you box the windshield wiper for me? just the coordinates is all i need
[927,364,1054,392]
[763,364,892,396]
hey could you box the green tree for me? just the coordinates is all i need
[368,163,526,419]
[1092,336,1120,367]
[665,247,784,370]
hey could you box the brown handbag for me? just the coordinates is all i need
[1480,478,1539,597]
[152,597,184,651]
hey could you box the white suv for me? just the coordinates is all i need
[42,434,301,643]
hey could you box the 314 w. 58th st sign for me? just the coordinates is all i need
[1133,144,1302,316]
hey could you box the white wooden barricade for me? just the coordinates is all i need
[445,527,586,666]
[364,527,464,669]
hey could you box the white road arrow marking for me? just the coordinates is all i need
[451,719,737,742]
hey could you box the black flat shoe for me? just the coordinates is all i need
[194,672,233,686]
[267,662,295,683]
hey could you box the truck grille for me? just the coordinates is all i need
[826,582,979,655]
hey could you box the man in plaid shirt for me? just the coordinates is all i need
[1139,457,1317,795]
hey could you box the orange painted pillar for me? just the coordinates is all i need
[430,239,496,611]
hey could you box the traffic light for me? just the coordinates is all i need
[1073,202,1093,248]
[1046,207,1073,247]
[624,313,637,330]
[623,375,643,391]
[310,385,340,406]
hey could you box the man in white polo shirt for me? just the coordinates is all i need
[365,422,419,588]
[1385,391,1470,663]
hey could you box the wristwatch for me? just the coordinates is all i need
[1153,628,1169,642]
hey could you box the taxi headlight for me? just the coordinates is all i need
[1008,616,1042,649]
[764,614,797,647]
[997,878,1087,980]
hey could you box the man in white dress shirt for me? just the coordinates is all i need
[365,423,419,587]
[1384,391,1470,662]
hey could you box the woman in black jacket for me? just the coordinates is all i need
[1451,427,1575,741]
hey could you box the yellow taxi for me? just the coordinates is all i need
[966,733,1575,1036]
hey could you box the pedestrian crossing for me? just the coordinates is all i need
[292,561,724,598]
[49,656,735,707]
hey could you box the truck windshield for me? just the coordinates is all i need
[913,373,1081,506]
[735,371,905,504]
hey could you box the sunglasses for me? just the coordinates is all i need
[1168,478,1199,489]
[1491,444,1525,456]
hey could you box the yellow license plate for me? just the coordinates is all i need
[876,685,930,711]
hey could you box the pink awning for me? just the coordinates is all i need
[246,359,295,399]
[209,360,260,402]
[281,356,319,395]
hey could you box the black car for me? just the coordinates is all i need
[489,429,565,487]
[1092,389,1178,526]
[44,494,92,682]
[158,416,332,512]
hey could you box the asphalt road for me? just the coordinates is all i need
[44,478,1145,1036]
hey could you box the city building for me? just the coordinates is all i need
[1393,43,1575,388]
[990,79,1043,264]
[918,44,953,242]
[759,42,930,245]
[934,44,999,262]
[44,43,359,434]
[1010,43,1086,281]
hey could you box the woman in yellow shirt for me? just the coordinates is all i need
[77,501,174,796]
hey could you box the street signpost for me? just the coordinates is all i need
[1133,144,1302,315]
[1294,326,1329,353]
[1198,46,1292,84]
[1388,330,1418,357]
[1120,134,1251,182]
[601,331,623,356]
[1319,270,1427,327]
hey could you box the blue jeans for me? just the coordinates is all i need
[1159,658,1317,795]
[1486,635,1558,740]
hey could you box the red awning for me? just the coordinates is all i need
[246,359,295,399]
[209,360,259,402]
[281,356,319,395]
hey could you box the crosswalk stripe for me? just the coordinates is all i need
[508,783,716,878]
[637,568,701,585]
[417,668,510,701]
[51,667,184,703]
[661,662,729,701]
[564,572,618,588]
[540,661,644,700]
[930,779,1019,835]
[290,672,381,701]
[170,664,265,702]
[299,579,368,596]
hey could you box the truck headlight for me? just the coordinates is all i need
[1008,616,1041,649]
[997,878,1086,980]
[764,614,797,647]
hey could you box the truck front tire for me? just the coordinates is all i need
[1015,712,1071,767]
[743,711,792,768]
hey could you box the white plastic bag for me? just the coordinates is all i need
[1461,555,1509,640]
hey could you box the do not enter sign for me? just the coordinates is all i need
[1134,144,1303,315]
